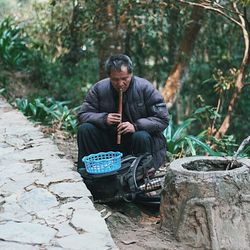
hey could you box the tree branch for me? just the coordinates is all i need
[176,0,243,27]
[215,3,250,138]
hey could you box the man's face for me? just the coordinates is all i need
[109,66,132,92]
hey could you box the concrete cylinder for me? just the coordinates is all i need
[160,156,250,250]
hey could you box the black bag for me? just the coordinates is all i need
[78,153,155,203]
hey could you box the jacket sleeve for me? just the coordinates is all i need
[77,85,109,129]
[134,84,169,134]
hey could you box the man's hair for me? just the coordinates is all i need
[105,54,133,76]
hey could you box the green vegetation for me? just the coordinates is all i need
[0,0,249,159]
[0,17,30,69]
[16,97,78,134]
[164,108,239,161]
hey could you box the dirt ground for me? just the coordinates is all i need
[45,129,189,250]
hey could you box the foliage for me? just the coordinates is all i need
[0,17,30,69]
[241,0,250,6]
[0,0,249,150]
[164,114,222,161]
[243,146,250,157]
[191,105,240,155]
[164,102,249,160]
[173,0,250,141]
[27,52,96,105]
[16,97,79,134]
[0,2,98,105]
[228,86,250,143]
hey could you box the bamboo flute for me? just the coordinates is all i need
[117,88,123,144]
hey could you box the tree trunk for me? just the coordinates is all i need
[215,5,250,139]
[96,1,127,79]
[173,1,250,138]
[162,7,205,108]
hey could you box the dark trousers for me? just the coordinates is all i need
[77,123,153,169]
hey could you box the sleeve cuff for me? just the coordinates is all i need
[133,123,138,131]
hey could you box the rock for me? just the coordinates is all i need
[0,221,57,244]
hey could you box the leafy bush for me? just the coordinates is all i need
[16,97,79,134]
[28,53,96,106]
[163,105,247,160]
[164,116,221,161]
[0,17,30,69]
[164,105,250,160]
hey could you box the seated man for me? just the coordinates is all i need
[77,54,169,170]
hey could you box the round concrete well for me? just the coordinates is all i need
[160,156,250,250]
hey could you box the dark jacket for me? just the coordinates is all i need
[77,76,169,169]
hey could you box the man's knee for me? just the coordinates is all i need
[132,131,151,143]
[78,123,97,136]
[131,131,152,154]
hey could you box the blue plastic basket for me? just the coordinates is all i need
[82,151,123,174]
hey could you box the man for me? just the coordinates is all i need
[77,54,169,170]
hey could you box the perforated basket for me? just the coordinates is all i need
[82,151,123,174]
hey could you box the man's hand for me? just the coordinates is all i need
[117,122,135,135]
[106,113,121,125]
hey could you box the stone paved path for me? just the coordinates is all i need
[0,97,117,250]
